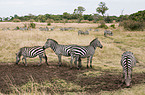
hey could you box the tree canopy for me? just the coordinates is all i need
[96,2,109,17]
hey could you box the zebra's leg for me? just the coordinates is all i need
[42,54,48,65]
[87,57,90,68]
[38,55,42,66]
[90,56,93,68]
[118,72,125,87]
[22,57,27,66]
[74,55,80,70]
[58,55,62,67]
[70,55,74,69]
[74,57,77,66]
[78,56,82,68]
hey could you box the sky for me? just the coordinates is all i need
[0,0,145,17]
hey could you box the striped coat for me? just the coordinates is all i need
[70,38,103,69]
[121,51,136,86]
[16,46,48,66]
[43,39,78,66]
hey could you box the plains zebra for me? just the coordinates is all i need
[70,38,103,69]
[104,30,113,37]
[120,51,136,87]
[78,30,89,35]
[43,39,79,67]
[16,46,48,66]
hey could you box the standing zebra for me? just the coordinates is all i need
[43,39,79,67]
[120,51,136,87]
[104,30,113,37]
[16,46,48,66]
[70,38,103,69]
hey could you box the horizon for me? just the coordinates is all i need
[0,0,145,18]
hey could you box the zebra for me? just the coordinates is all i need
[84,30,89,35]
[16,46,48,66]
[120,51,136,87]
[70,38,103,69]
[78,30,89,35]
[104,30,113,37]
[94,29,99,32]
[78,30,84,35]
[43,39,80,67]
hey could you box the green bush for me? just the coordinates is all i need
[47,22,51,26]
[110,24,116,29]
[120,20,144,31]
[98,20,108,29]
[29,23,36,28]
[13,19,21,22]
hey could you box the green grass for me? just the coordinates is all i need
[0,22,145,94]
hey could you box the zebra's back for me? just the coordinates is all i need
[121,51,136,69]
[70,45,95,58]
[54,44,76,56]
[21,46,44,58]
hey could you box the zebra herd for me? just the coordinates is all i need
[16,38,136,87]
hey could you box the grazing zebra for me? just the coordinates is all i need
[94,29,99,32]
[70,38,103,69]
[39,27,49,31]
[43,39,79,67]
[104,30,113,37]
[78,30,83,35]
[78,30,89,35]
[120,51,136,87]
[16,46,48,66]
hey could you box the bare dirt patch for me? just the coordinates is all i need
[0,63,145,94]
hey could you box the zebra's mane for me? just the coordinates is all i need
[47,39,58,44]
[90,38,98,45]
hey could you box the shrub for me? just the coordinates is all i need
[47,22,51,26]
[46,19,52,26]
[98,20,108,29]
[29,23,36,28]
[29,19,35,22]
[120,20,144,31]
[16,26,19,30]
[13,19,21,22]
[110,24,116,29]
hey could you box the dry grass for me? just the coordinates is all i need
[0,22,145,94]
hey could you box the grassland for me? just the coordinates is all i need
[0,22,145,95]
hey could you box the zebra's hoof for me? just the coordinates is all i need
[59,64,62,67]
[87,65,89,68]
[90,65,92,68]
[77,68,80,70]
[46,63,49,66]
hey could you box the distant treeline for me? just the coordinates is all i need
[0,10,144,23]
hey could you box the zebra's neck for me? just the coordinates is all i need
[50,41,58,52]
[18,49,22,58]
[90,44,97,50]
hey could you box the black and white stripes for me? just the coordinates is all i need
[70,38,103,69]
[121,51,136,86]
[43,39,78,66]
[16,46,48,66]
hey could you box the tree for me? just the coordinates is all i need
[63,12,71,19]
[73,6,86,23]
[96,2,108,17]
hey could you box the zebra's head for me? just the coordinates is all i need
[16,51,21,64]
[43,39,58,49]
[90,38,103,49]
[124,69,132,87]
